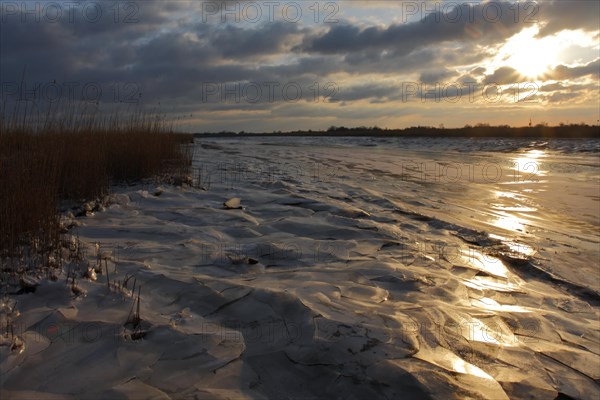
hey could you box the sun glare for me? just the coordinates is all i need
[494,26,598,80]
[498,27,557,78]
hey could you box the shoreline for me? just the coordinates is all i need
[194,125,600,139]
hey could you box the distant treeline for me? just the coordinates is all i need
[196,123,600,138]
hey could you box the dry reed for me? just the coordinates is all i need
[0,101,193,266]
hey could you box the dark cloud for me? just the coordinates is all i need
[548,59,600,80]
[420,69,457,84]
[537,0,600,36]
[211,22,304,59]
[539,82,566,92]
[470,67,487,76]
[546,92,581,104]
[341,48,447,76]
[333,83,397,102]
[299,2,529,55]
[540,82,598,94]
[482,66,524,85]
[263,56,343,79]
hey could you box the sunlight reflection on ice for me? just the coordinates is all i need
[492,212,526,233]
[460,249,509,278]
[488,234,535,257]
[489,190,534,233]
[512,149,547,180]
[463,276,522,293]
[504,241,536,257]
[461,317,517,346]
[415,345,496,380]
[470,297,531,313]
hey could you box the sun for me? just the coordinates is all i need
[497,26,558,79]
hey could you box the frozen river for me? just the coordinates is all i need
[2,136,599,399]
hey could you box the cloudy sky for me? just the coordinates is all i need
[1,0,598,132]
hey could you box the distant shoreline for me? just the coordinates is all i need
[194,125,600,139]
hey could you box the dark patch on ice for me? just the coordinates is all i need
[499,254,600,307]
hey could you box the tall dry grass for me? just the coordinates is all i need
[0,101,193,263]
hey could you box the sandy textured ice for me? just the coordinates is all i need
[2,137,599,399]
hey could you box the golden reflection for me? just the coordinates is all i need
[490,191,537,212]
[512,149,547,181]
[463,276,522,293]
[470,297,531,313]
[415,346,496,380]
[493,212,526,233]
[495,191,517,199]
[460,317,517,346]
[504,241,536,257]
[460,249,509,279]
[491,206,537,212]
[489,189,535,234]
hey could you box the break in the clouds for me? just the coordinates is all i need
[1,0,598,131]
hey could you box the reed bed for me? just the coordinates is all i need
[0,102,193,263]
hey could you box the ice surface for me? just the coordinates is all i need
[2,137,599,399]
